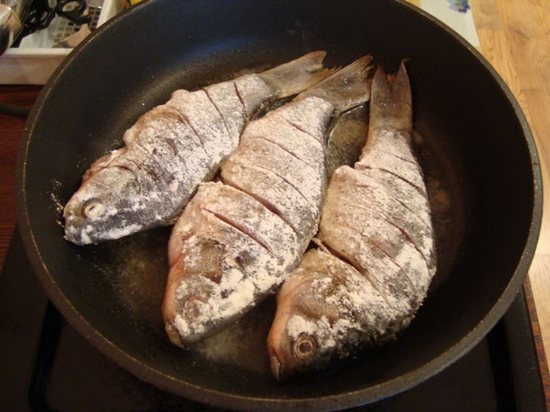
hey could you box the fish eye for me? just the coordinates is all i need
[293,334,317,360]
[82,199,106,219]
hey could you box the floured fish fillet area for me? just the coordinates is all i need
[163,182,301,345]
[220,95,332,241]
[267,63,437,380]
[63,51,334,245]
[163,56,374,348]
[268,249,407,379]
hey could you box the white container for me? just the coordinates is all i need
[0,0,125,85]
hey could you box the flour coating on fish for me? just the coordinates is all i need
[163,56,374,348]
[63,51,334,245]
[163,182,303,346]
[267,63,437,381]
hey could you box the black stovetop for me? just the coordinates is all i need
[0,229,546,411]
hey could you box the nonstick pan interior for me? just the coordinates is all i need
[17,0,541,410]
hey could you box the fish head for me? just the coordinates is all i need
[63,166,143,245]
[162,236,227,348]
[267,272,344,381]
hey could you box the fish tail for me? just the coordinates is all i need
[369,62,412,132]
[259,50,337,99]
[298,55,374,113]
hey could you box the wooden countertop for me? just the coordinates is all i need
[0,0,549,408]
[472,0,550,408]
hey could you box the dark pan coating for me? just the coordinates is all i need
[163,57,373,348]
[63,51,333,245]
[16,0,541,409]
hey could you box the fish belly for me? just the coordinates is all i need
[319,162,433,312]
[221,96,332,239]
[164,97,334,346]
[164,182,301,345]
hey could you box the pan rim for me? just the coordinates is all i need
[15,0,543,409]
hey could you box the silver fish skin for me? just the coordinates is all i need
[268,249,405,379]
[163,56,374,348]
[63,51,334,245]
[267,63,437,381]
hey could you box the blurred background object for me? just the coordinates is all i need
[0,0,125,84]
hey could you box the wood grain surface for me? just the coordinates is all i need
[0,85,40,267]
[471,0,550,407]
[0,0,548,407]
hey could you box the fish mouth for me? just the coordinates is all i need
[165,322,186,349]
[63,215,87,244]
[63,202,81,223]
[270,354,283,381]
[63,199,89,242]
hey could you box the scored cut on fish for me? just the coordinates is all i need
[63,51,335,245]
[163,56,374,348]
[267,62,437,381]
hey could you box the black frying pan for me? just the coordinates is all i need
[16,0,542,410]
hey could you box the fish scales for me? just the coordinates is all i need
[164,182,300,344]
[121,110,212,186]
[356,130,427,192]
[240,126,325,170]
[203,74,262,139]
[267,63,437,381]
[163,56,374,348]
[63,51,334,245]
[281,249,408,351]
[320,167,434,294]
[167,90,233,161]
[164,98,332,347]
[221,96,333,238]
[319,212,420,310]
[223,137,325,208]
[334,169,435,268]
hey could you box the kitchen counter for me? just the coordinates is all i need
[472,1,550,408]
[1,0,549,408]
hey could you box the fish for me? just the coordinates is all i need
[162,56,374,348]
[325,104,369,177]
[267,63,437,381]
[63,51,334,245]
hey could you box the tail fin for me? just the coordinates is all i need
[258,50,337,99]
[369,62,412,132]
[297,55,373,113]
